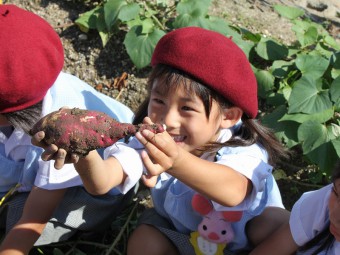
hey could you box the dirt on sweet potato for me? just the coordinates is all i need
[29,108,164,156]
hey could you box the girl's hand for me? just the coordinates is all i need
[141,174,159,188]
[31,131,80,169]
[136,117,182,177]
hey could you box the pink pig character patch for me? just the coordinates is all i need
[190,193,243,255]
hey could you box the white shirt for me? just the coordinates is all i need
[290,184,340,255]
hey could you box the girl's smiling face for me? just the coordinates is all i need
[329,179,340,241]
[147,81,224,154]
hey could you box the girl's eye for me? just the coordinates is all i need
[152,98,164,104]
[182,106,194,111]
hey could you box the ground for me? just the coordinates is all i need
[5,0,340,209]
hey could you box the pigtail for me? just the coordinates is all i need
[237,117,289,166]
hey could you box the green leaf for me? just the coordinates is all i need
[288,76,332,114]
[98,31,110,46]
[292,20,318,47]
[271,60,295,78]
[280,108,334,123]
[172,0,212,28]
[314,42,336,58]
[126,16,143,28]
[295,54,329,79]
[205,17,239,38]
[124,26,165,69]
[176,0,211,16]
[118,3,140,22]
[240,29,262,43]
[255,38,289,61]
[330,76,340,106]
[261,105,299,148]
[305,140,340,175]
[282,84,292,102]
[324,35,340,51]
[265,91,286,106]
[96,10,110,46]
[298,26,318,47]
[172,14,209,28]
[75,6,102,32]
[273,4,304,19]
[331,51,340,79]
[298,121,330,153]
[329,123,340,138]
[255,70,275,98]
[104,0,126,30]
[333,138,340,157]
[140,18,155,34]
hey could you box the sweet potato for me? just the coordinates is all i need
[29,108,165,156]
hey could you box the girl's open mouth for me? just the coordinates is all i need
[171,135,186,143]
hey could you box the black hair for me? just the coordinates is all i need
[298,160,340,254]
[133,64,289,166]
[3,101,43,134]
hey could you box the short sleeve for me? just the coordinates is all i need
[289,184,331,246]
[212,144,273,210]
[104,141,144,194]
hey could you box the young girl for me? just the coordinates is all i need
[0,4,134,254]
[33,27,290,254]
[250,160,340,255]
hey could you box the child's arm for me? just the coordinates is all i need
[0,187,66,255]
[136,128,251,207]
[249,222,298,255]
[73,150,127,195]
[32,131,127,196]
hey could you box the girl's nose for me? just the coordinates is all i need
[162,109,180,128]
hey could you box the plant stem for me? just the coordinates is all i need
[105,200,139,255]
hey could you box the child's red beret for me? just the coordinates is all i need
[151,27,258,119]
[0,4,64,114]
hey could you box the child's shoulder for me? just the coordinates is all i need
[295,184,332,207]
[217,142,267,162]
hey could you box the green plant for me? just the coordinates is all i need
[75,0,236,68]
[75,1,340,178]
[257,5,340,178]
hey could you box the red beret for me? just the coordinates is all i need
[151,27,258,119]
[0,4,64,113]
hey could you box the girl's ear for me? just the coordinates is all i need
[220,107,243,129]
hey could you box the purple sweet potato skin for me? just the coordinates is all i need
[30,108,164,156]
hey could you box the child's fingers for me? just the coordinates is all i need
[140,150,165,176]
[139,130,178,167]
[53,149,67,170]
[142,116,153,124]
[40,143,59,161]
[141,174,158,188]
[31,131,47,147]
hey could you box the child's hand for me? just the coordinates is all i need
[31,131,80,169]
[136,117,181,177]
[141,174,159,188]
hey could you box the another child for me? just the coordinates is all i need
[250,160,340,255]
[33,27,290,254]
[0,4,135,254]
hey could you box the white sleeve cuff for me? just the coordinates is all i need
[104,143,143,194]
